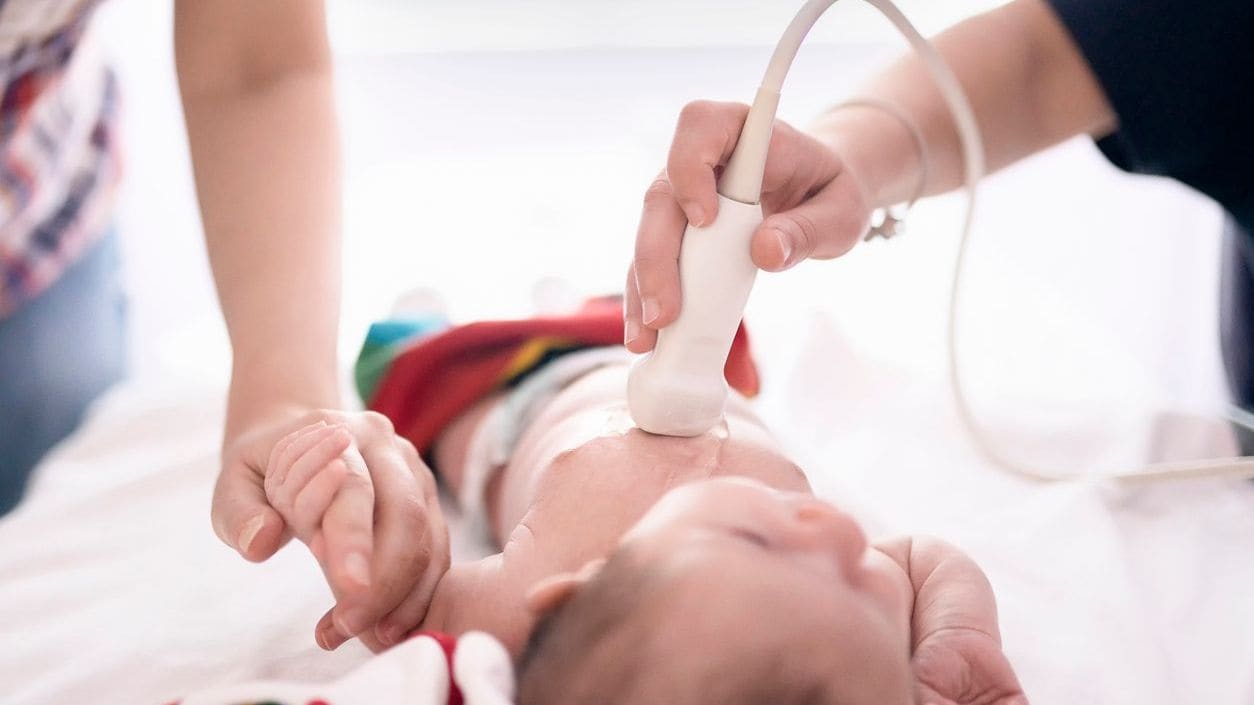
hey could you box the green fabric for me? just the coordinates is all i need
[354,316,448,405]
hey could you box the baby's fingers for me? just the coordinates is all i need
[267,422,330,486]
[289,457,350,541]
[265,425,353,536]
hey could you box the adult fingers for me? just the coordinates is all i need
[623,264,657,353]
[374,480,449,646]
[749,173,871,272]
[318,447,376,639]
[212,458,288,562]
[314,605,388,653]
[665,100,749,225]
[339,435,442,645]
[633,174,688,334]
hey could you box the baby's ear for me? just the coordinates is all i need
[524,558,606,616]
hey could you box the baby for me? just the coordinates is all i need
[267,298,1027,705]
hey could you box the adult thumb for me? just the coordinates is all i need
[212,462,289,562]
[750,177,871,272]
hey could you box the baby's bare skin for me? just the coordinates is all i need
[422,364,813,651]
[268,360,1025,704]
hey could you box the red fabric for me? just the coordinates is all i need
[410,630,463,705]
[368,297,759,455]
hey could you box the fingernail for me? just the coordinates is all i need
[344,552,371,587]
[335,607,369,637]
[688,204,707,227]
[624,318,640,346]
[315,629,330,650]
[642,298,660,326]
[237,514,265,555]
[772,228,793,268]
[321,627,348,650]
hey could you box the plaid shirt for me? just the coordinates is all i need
[0,0,119,319]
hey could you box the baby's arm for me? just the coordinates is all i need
[875,537,1028,705]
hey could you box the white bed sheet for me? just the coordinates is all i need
[3,325,1253,705]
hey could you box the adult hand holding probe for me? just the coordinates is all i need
[626,0,1254,481]
[625,0,1112,359]
[627,0,987,437]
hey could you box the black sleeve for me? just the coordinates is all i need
[1045,0,1254,229]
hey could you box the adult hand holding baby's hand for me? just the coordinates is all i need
[214,410,450,652]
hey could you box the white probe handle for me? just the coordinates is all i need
[627,195,764,436]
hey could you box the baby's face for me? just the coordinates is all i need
[616,477,915,704]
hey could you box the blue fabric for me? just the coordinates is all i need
[0,231,126,516]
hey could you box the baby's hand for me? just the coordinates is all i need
[880,537,1029,705]
[264,422,367,570]
[912,627,1028,705]
[264,418,450,652]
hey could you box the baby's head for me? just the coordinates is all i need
[515,477,914,705]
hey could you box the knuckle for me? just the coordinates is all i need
[406,545,437,583]
[396,434,418,455]
[361,410,394,434]
[412,535,433,567]
[324,457,351,481]
[632,250,678,274]
[307,408,344,425]
[791,213,820,256]
[271,491,293,516]
[341,468,373,495]
[678,99,717,124]
[820,202,869,260]
[395,436,421,467]
[394,490,427,521]
[642,177,675,208]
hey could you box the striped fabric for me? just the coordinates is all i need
[0,0,119,319]
[355,296,760,460]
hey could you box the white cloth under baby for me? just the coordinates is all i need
[177,631,514,705]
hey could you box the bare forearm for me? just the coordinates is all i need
[176,2,342,437]
[182,76,342,433]
[810,0,1114,207]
